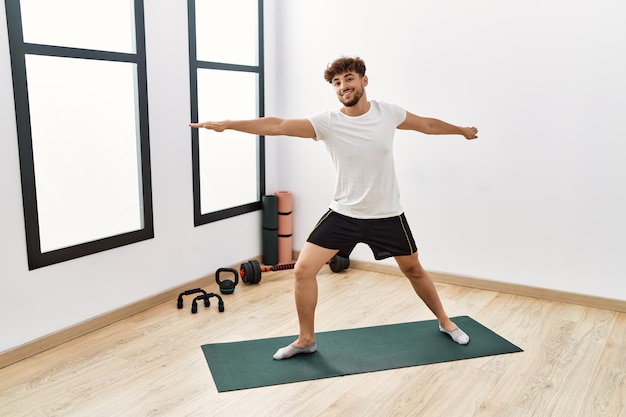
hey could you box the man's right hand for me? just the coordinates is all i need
[188,121,228,132]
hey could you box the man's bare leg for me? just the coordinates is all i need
[395,252,469,344]
[273,242,338,360]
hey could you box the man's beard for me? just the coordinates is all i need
[340,88,363,107]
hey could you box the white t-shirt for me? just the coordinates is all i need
[307,100,407,219]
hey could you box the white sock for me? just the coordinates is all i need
[439,325,470,345]
[272,342,317,360]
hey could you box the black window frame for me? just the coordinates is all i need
[4,0,154,270]
[187,0,265,226]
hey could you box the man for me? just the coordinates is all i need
[190,56,478,360]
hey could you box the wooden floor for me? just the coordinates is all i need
[0,267,624,417]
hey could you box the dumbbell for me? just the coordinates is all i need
[239,255,350,284]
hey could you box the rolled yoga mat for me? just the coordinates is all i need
[262,195,278,265]
[275,191,293,263]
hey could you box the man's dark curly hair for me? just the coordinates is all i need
[323,56,366,83]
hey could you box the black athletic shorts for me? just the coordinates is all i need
[306,209,418,260]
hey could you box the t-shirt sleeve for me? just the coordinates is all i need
[307,111,331,141]
[387,102,407,126]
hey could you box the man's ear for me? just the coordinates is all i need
[362,75,369,86]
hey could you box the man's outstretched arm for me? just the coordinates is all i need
[189,117,316,139]
[398,111,478,140]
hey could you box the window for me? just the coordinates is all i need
[5,0,153,269]
[188,0,265,225]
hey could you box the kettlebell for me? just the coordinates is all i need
[216,267,239,294]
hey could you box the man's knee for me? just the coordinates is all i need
[294,259,323,281]
[403,264,426,280]
[294,244,338,280]
[396,255,426,279]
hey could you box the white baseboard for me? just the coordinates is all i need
[348,259,625,314]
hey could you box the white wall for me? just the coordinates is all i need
[0,1,272,353]
[271,0,626,300]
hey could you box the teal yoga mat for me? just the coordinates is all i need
[201,316,522,392]
[261,195,278,265]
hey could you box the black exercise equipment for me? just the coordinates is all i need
[192,292,225,314]
[329,255,351,272]
[177,288,210,309]
[239,255,350,284]
[215,267,239,294]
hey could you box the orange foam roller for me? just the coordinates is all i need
[278,212,293,235]
[278,236,293,264]
[275,190,292,214]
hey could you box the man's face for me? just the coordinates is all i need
[332,72,367,107]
